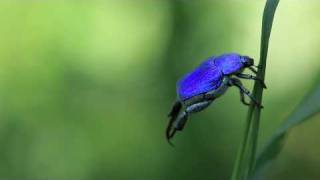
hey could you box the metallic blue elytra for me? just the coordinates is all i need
[177,56,223,101]
[166,53,266,144]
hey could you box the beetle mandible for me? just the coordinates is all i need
[166,53,266,143]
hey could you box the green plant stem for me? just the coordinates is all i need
[248,109,261,174]
[230,0,279,180]
[231,113,252,180]
[248,0,279,177]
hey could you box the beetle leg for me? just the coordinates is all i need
[173,111,189,131]
[229,78,264,108]
[166,111,188,145]
[167,101,182,117]
[249,65,263,74]
[236,73,267,89]
[167,100,212,144]
[254,65,263,69]
[166,101,182,145]
[240,90,250,106]
[186,100,212,114]
[249,66,258,74]
[174,100,212,130]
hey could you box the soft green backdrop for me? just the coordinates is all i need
[0,1,320,180]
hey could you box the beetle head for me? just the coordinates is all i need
[240,56,254,67]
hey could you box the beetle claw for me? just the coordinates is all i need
[166,119,177,146]
[259,80,267,89]
[255,102,264,109]
[166,129,177,147]
[166,101,182,146]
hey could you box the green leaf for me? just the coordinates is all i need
[259,0,280,70]
[253,84,320,177]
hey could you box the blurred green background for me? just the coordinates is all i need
[1,1,320,180]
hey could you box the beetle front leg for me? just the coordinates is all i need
[249,65,263,74]
[229,78,263,108]
[236,73,267,88]
[249,66,258,74]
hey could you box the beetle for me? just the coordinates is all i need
[166,53,266,143]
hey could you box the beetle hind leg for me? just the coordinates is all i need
[167,101,182,117]
[166,100,212,144]
[166,101,182,143]
[166,110,189,144]
[167,111,188,141]
[174,100,212,131]
[173,111,187,130]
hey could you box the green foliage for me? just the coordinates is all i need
[253,84,320,177]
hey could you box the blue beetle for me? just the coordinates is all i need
[166,53,266,142]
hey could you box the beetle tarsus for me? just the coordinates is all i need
[166,128,177,146]
[250,98,264,108]
[255,78,267,89]
[166,116,177,145]
[166,101,182,146]
[259,80,267,89]
[256,102,264,109]
[236,73,267,89]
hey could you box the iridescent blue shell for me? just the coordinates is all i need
[177,53,244,101]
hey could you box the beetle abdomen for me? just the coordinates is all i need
[177,57,223,101]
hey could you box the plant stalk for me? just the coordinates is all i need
[230,0,279,179]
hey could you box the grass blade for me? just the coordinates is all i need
[253,84,320,177]
[231,0,279,179]
[247,0,280,175]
